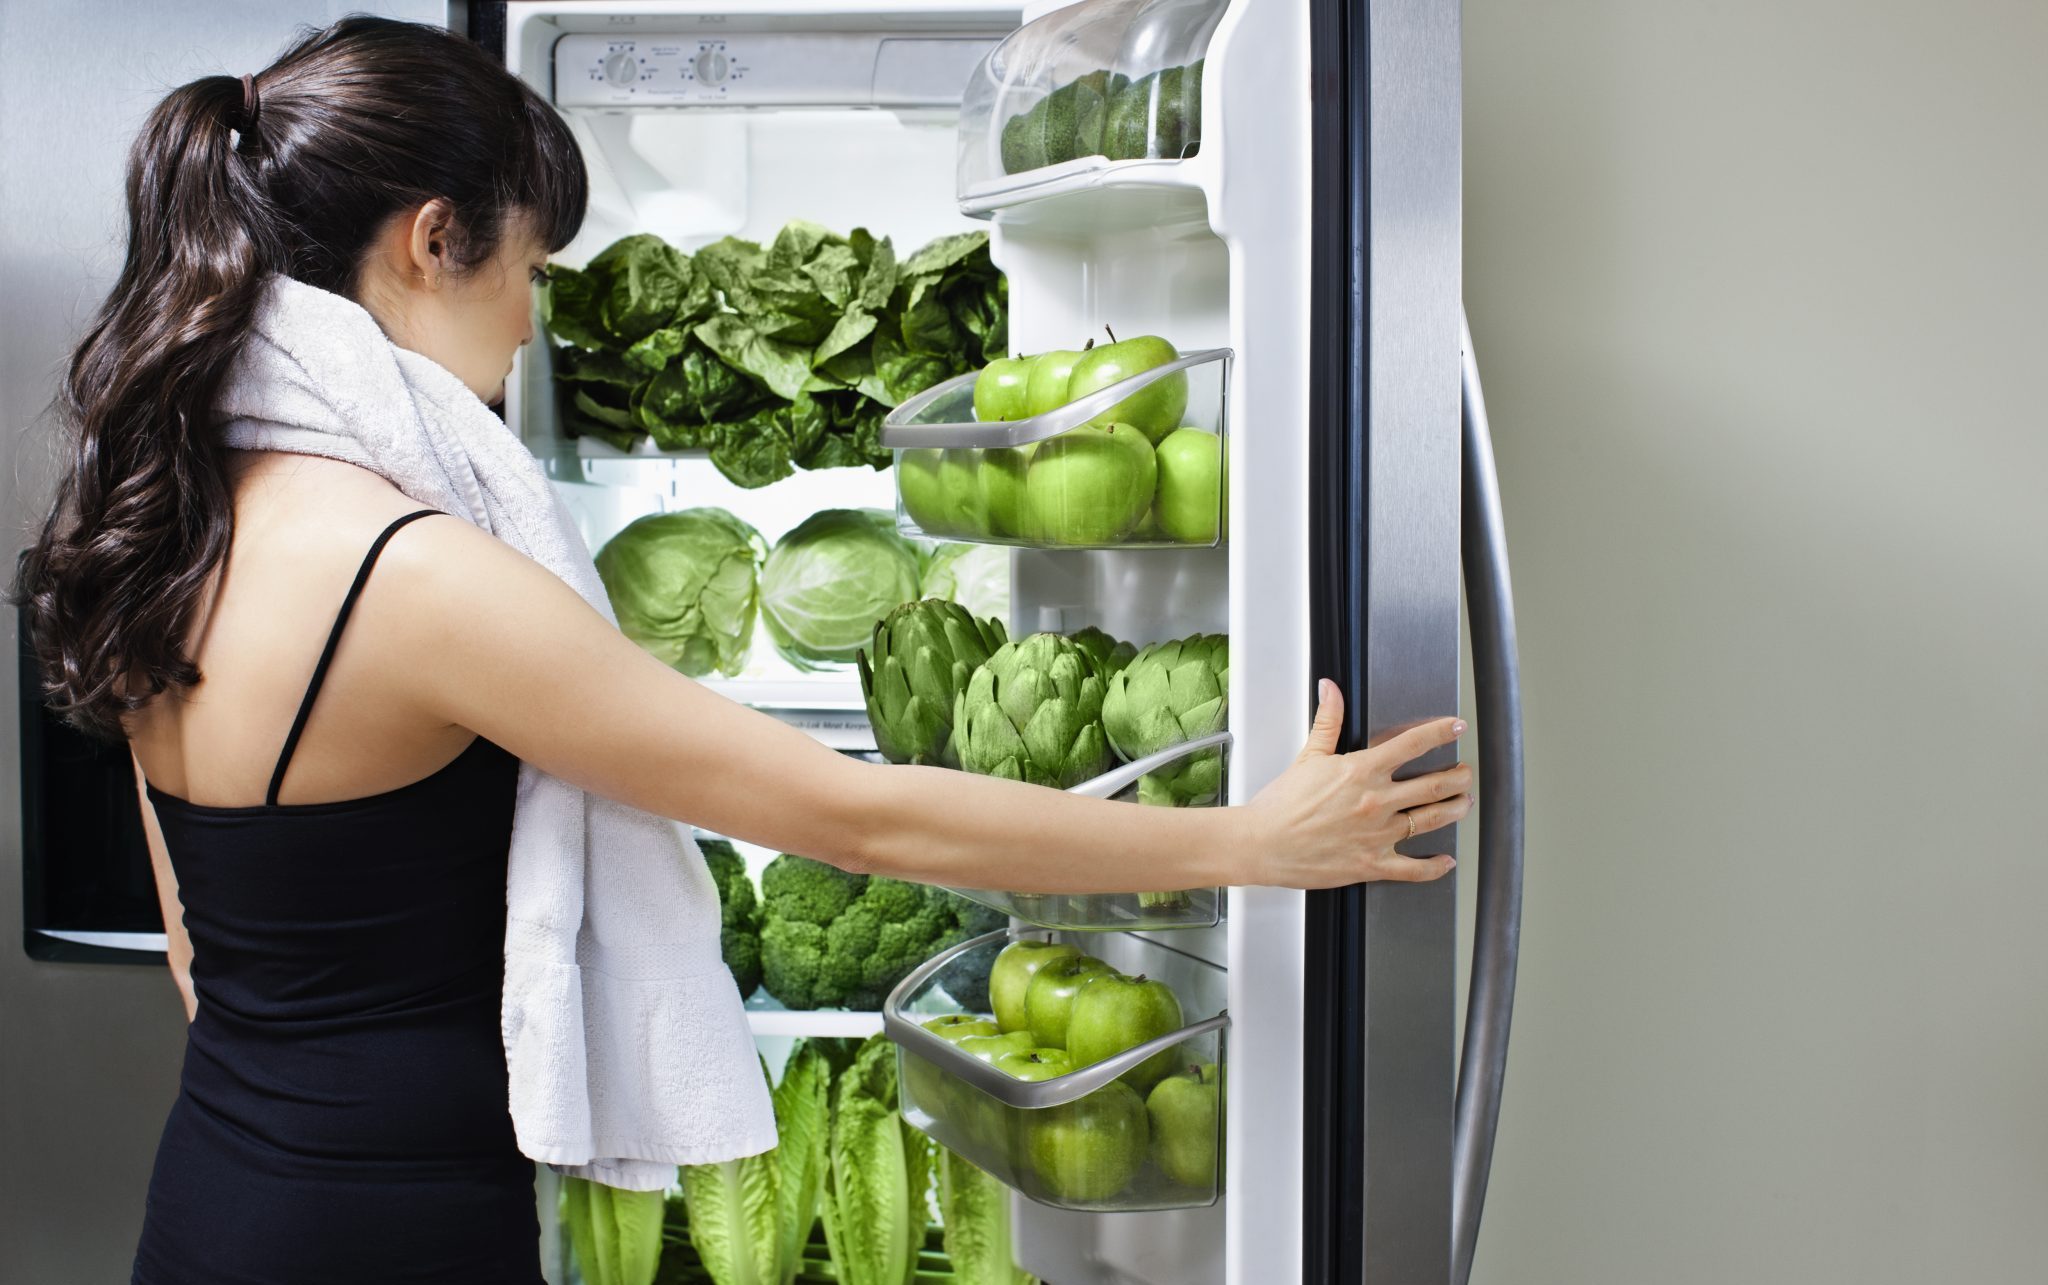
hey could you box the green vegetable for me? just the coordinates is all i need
[596,509,766,679]
[678,1042,834,1285]
[938,1149,1036,1285]
[542,225,1005,484]
[819,1035,933,1285]
[1102,633,1229,910]
[760,510,924,671]
[757,855,1004,1012]
[857,599,1008,767]
[563,1177,667,1285]
[700,839,763,1000]
[999,71,1128,174]
[918,543,1011,625]
[1101,633,1229,807]
[1066,625,1137,679]
[953,633,1115,789]
[1102,61,1205,162]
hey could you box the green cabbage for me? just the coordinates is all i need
[919,542,1011,626]
[759,510,923,671]
[596,509,766,678]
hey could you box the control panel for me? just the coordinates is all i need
[554,32,996,109]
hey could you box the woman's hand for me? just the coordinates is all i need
[1241,679,1471,888]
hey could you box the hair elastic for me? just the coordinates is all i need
[238,73,260,133]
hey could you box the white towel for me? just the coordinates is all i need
[217,274,776,1190]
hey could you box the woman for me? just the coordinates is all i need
[13,16,1471,1285]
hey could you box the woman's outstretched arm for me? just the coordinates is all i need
[367,516,1469,893]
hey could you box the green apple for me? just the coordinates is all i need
[981,445,1033,538]
[1146,1062,1221,1189]
[936,448,989,536]
[1023,1081,1149,1203]
[1153,427,1224,543]
[990,1047,1073,1171]
[1065,972,1185,1092]
[1065,331,1187,444]
[1025,955,1116,1048]
[974,355,1034,422]
[1131,504,1167,543]
[897,448,948,533]
[958,1031,1038,1064]
[923,1013,1000,1043]
[1022,423,1156,546]
[990,940,1082,1033]
[1022,342,1094,417]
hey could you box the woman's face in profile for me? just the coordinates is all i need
[361,206,550,408]
[434,217,550,407]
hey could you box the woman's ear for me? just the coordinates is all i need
[402,197,459,288]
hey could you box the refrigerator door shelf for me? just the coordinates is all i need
[949,730,1230,931]
[956,0,1227,201]
[884,927,1227,1212]
[882,347,1229,550]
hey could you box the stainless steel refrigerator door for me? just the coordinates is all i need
[0,5,450,1282]
[1302,0,1464,1281]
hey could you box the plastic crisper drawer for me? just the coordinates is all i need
[946,731,1229,931]
[957,0,1227,198]
[880,346,1229,551]
[884,928,1227,1212]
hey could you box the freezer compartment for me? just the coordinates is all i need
[947,729,1229,930]
[882,346,1229,549]
[957,0,1226,199]
[884,928,1227,1212]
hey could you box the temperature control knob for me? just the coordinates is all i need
[602,52,638,87]
[693,48,730,86]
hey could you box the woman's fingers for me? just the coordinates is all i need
[1396,793,1473,839]
[1367,851,1458,883]
[1297,678,1346,759]
[1384,762,1474,811]
[1352,716,1466,781]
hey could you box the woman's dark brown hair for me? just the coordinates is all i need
[11,15,585,738]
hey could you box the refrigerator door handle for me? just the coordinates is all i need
[1452,308,1526,1285]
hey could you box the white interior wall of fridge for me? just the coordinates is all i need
[502,3,1012,721]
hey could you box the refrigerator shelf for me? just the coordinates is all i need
[956,0,1227,206]
[947,731,1230,931]
[881,347,1230,550]
[884,927,1227,1212]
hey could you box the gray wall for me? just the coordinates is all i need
[0,6,445,1282]
[1463,1,2048,1281]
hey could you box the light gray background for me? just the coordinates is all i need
[1461,1,2048,1281]
[0,6,445,1284]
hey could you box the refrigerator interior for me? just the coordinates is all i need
[501,1,1314,1281]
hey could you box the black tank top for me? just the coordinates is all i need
[131,510,542,1284]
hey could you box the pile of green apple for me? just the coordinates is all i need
[911,938,1222,1204]
[897,329,1225,547]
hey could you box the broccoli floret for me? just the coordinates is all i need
[755,855,1015,1012]
[699,838,763,999]
[761,918,829,1010]
[760,853,866,926]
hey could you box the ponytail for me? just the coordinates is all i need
[14,73,275,738]
[11,17,585,738]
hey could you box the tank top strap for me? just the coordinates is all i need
[265,509,444,807]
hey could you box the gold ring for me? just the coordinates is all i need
[1405,811,1416,841]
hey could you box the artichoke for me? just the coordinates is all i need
[1069,625,1138,677]
[1103,633,1230,809]
[856,599,1009,767]
[953,632,1115,788]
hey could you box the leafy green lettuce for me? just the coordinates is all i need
[563,1177,667,1285]
[939,1148,1037,1285]
[818,1035,933,1285]
[679,1044,833,1285]
[543,224,1005,488]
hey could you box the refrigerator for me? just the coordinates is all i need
[1,1,1522,1281]
[487,2,1522,1283]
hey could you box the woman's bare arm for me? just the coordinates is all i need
[133,754,196,1022]
[367,517,1469,892]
